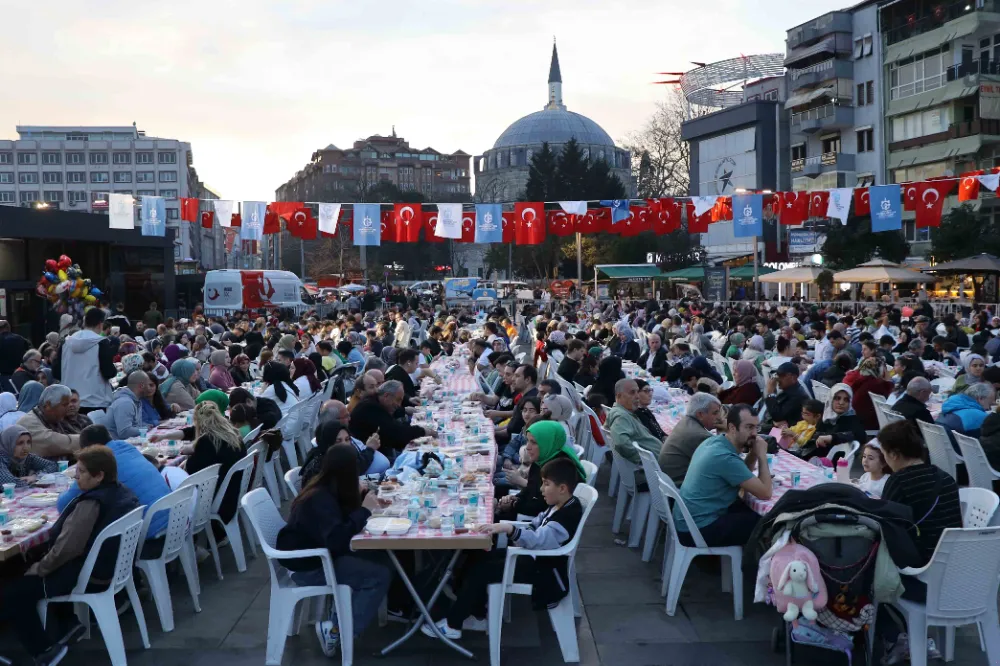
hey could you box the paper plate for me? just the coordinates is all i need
[20,493,60,508]
[365,517,412,535]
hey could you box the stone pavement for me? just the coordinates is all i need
[0,466,993,665]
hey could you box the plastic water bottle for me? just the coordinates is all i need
[836,459,850,484]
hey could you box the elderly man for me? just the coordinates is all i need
[319,399,391,474]
[17,384,80,459]
[659,393,723,486]
[605,378,664,465]
[937,381,994,445]
[350,380,435,453]
[97,371,150,440]
[11,349,42,393]
[892,376,935,425]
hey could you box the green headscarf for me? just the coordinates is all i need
[196,389,229,413]
[526,421,586,480]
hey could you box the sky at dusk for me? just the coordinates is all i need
[3,0,848,200]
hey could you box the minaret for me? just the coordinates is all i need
[545,38,565,111]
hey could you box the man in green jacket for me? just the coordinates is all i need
[605,378,664,464]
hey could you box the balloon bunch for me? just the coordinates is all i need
[34,254,104,317]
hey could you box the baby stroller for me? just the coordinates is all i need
[768,511,883,666]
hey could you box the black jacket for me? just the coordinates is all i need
[892,394,934,425]
[764,382,810,426]
[276,486,370,571]
[350,395,427,452]
[613,340,640,363]
[0,331,31,377]
[798,412,867,460]
[556,356,580,384]
[47,482,140,580]
[636,348,669,379]
[385,364,418,399]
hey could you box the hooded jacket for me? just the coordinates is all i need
[58,329,117,408]
[97,387,143,440]
[936,393,988,439]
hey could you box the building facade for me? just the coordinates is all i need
[0,125,201,262]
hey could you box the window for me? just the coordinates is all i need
[41,152,61,165]
[112,152,131,165]
[17,153,36,165]
[66,152,84,165]
[857,83,866,106]
[166,208,179,220]
[0,192,13,203]
[763,89,779,101]
[113,171,132,183]
[822,135,842,154]
[891,107,952,141]
[0,173,10,183]
[863,34,873,57]
[889,46,949,101]
[857,173,875,186]
[158,171,177,182]
[42,172,62,184]
[866,81,874,105]
[136,171,154,183]
[790,144,806,161]
[856,128,875,152]
[159,189,177,199]
[67,191,87,203]
[135,152,153,164]
[89,152,108,165]
[157,151,176,164]
[66,133,87,141]
[854,37,864,59]
[18,173,38,184]
[19,191,38,203]
[892,160,948,183]
[137,189,155,196]
[904,220,930,243]
[90,172,109,183]
[0,153,10,165]
[43,191,63,203]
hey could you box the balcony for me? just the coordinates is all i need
[789,58,854,91]
[887,119,1000,153]
[791,102,855,134]
[946,57,1000,81]
[883,0,1000,47]
[787,12,852,50]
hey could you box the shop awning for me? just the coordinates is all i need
[784,86,835,110]
[659,267,705,281]
[759,265,826,284]
[595,264,665,279]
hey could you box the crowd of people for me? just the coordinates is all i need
[0,291,995,664]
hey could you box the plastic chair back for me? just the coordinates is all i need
[871,393,891,430]
[211,450,257,518]
[918,421,958,480]
[178,464,222,534]
[811,381,830,403]
[580,460,598,486]
[658,478,709,549]
[138,485,196,561]
[246,440,267,491]
[828,441,860,470]
[635,445,668,519]
[72,506,146,595]
[609,445,639,493]
[285,466,302,497]
[918,527,1000,620]
[883,409,905,425]
[954,432,1000,490]
[959,487,1000,528]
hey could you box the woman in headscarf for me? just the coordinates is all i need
[277,334,298,355]
[542,393,576,447]
[844,356,894,431]
[742,335,767,370]
[380,346,398,367]
[143,328,158,342]
[0,393,23,431]
[799,383,867,460]
[229,353,253,386]
[163,343,185,370]
[307,352,329,383]
[495,420,586,521]
[592,356,625,407]
[687,323,714,356]
[260,360,300,418]
[952,353,987,395]
[0,425,57,488]
[16,381,44,414]
[208,350,235,391]
[718,360,762,406]
[159,359,200,411]
[196,388,230,413]
[633,379,667,441]
[291,357,322,400]
[611,323,640,362]
[725,332,745,360]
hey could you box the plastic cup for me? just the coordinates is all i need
[57,460,69,473]
[790,470,801,488]
[766,454,774,471]
[0,507,8,526]
[2,484,14,500]
[137,428,148,439]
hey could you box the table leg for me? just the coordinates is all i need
[381,550,474,659]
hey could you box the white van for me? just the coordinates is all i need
[203,269,307,314]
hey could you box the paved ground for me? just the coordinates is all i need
[0,466,994,665]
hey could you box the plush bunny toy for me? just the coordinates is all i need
[769,542,827,623]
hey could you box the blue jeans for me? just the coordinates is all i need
[291,553,392,637]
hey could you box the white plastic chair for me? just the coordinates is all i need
[135,485,200,632]
[281,402,305,470]
[954,432,1000,490]
[610,444,651,549]
[580,459,598,486]
[177,464,221,584]
[883,409,905,425]
[827,441,860,472]
[38,506,151,666]
[811,380,830,403]
[571,444,585,458]
[206,451,257,579]
[601,426,619,498]
[634,445,674,563]
[873,527,1000,666]
[917,421,960,481]
[487,484,598,665]
[657,477,743,621]
[959,487,1000,528]
[870,393,891,430]
[241,488,357,666]
[285,466,302,498]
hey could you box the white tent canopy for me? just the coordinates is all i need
[759,265,827,284]
[833,258,935,284]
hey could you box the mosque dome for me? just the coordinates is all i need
[492,109,615,149]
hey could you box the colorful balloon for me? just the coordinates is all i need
[58,255,72,270]
[90,287,103,298]
[84,294,96,304]
[57,270,67,282]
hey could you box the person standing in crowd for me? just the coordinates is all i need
[54,308,117,413]
[0,320,31,394]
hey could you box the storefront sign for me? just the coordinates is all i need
[703,266,729,303]
[982,83,1000,120]
[788,230,821,254]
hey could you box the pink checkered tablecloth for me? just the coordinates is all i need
[1,485,66,559]
[743,450,825,515]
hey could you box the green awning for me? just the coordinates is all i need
[660,267,705,281]
[595,264,664,279]
[730,265,777,279]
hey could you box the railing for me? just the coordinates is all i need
[790,101,849,126]
[790,59,834,79]
[946,57,1000,80]
[884,0,998,46]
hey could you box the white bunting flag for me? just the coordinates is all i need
[690,196,719,217]
[108,193,135,230]
[978,173,1000,193]
[558,200,587,216]
[213,200,235,228]
[434,203,462,239]
[826,188,854,225]
[318,203,342,235]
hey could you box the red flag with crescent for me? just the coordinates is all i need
[576,209,604,234]
[514,202,545,245]
[501,210,516,243]
[915,181,954,228]
[547,210,576,236]
[778,192,809,225]
[711,197,732,222]
[423,210,443,243]
[287,208,317,240]
[854,188,870,216]
[230,212,241,228]
[959,170,985,202]
[393,203,422,242]
[652,198,679,234]
[262,205,281,235]
[685,202,712,233]
[200,211,214,229]
[180,197,199,223]
[457,210,477,243]
[808,191,830,219]
[903,183,919,211]
[379,209,395,242]
[270,202,302,219]
[644,198,662,215]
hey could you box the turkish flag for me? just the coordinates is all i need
[200,211,214,229]
[501,210,516,243]
[645,198,662,215]
[808,191,830,219]
[423,211,443,243]
[903,183,919,211]
[855,188,870,216]
[393,204,422,242]
[622,206,652,236]
[547,210,576,236]
[653,198,679,234]
[686,202,712,233]
[764,193,778,218]
[959,170,985,201]
[180,197,199,223]
[915,181,954,228]
[457,211,476,243]
[287,208,317,240]
[262,205,281,235]
[380,209,396,243]
[779,192,809,226]
[270,202,303,219]
[230,213,241,228]
[711,197,732,222]
[514,202,545,245]
[576,209,604,234]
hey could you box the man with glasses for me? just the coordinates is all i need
[673,403,772,547]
